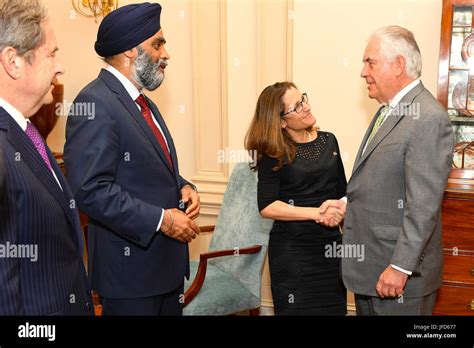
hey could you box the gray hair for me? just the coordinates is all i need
[372,25,422,79]
[0,0,48,63]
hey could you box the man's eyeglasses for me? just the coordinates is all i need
[280,93,309,117]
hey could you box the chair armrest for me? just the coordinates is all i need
[200,245,262,259]
[183,244,262,306]
[199,225,216,233]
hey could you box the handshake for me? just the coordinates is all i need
[315,199,347,228]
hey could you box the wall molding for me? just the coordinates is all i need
[190,0,229,197]
[193,176,228,216]
[191,0,293,219]
[256,0,294,91]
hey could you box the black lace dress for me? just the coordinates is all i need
[258,131,347,315]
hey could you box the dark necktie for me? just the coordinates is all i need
[25,122,53,171]
[135,94,173,169]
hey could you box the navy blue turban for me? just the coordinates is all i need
[95,2,162,57]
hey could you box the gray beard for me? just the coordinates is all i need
[132,46,167,91]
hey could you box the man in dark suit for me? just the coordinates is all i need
[321,26,453,315]
[0,0,92,315]
[0,146,4,201]
[64,2,201,316]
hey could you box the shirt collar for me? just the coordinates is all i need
[388,79,420,109]
[0,97,28,131]
[105,65,142,102]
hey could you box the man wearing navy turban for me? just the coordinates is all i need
[64,2,201,316]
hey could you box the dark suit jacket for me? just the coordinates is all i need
[0,108,92,315]
[64,69,190,299]
[0,145,4,201]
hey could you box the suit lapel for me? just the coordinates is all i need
[47,149,84,254]
[353,109,405,174]
[5,113,78,234]
[351,82,425,177]
[146,96,180,179]
[99,69,175,177]
[352,106,382,174]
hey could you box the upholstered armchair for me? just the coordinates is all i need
[183,163,274,315]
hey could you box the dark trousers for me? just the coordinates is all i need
[101,283,184,316]
[354,290,438,315]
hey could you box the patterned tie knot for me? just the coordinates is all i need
[367,105,391,145]
[380,104,390,116]
[135,94,148,110]
[25,121,53,171]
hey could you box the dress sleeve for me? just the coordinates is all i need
[333,135,347,199]
[257,155,281,211]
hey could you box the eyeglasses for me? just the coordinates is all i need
[280,93,309,117]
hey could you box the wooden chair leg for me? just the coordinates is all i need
[92,291,103,316]
[249,307,260,316]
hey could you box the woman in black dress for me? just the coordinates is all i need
[245,82,347,315]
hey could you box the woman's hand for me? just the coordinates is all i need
[315,207,343,227]
[316,200,346,227]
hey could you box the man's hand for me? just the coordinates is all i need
[317,207,343,227]
[376,265,409,298]
[318,199,346,227]
[161,208,201,243]
[181,185,200,219]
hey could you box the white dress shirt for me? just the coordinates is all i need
[0,97,63,190]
